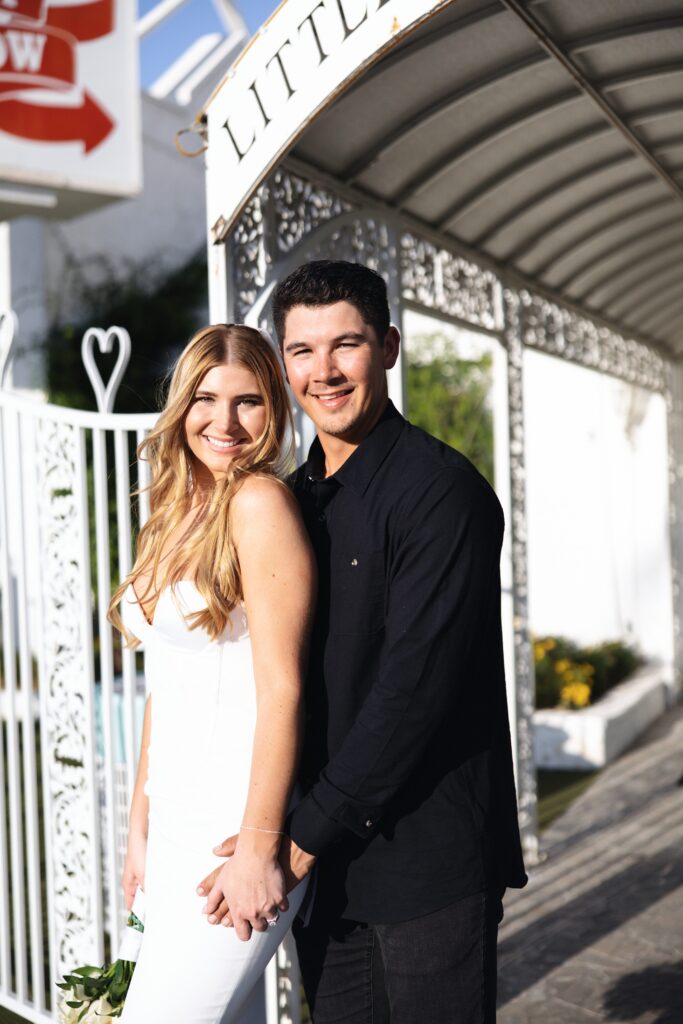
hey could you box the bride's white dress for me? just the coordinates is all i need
[120,581,307,1024]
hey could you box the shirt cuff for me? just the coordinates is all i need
[287,784,383,857]
[286,794,346,857]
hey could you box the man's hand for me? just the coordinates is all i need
[196,833,316,930]
[196,834,239,928]
[278,834,316,890]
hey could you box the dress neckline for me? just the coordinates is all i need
[129,579,195,628]
[131,582,157,627]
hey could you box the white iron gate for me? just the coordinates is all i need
[0,313,300,1024]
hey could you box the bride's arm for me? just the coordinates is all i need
[122,694,151,910]
[203,475,316,941]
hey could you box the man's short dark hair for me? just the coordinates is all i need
[272,260,391,347]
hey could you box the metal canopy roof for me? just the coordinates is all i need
[287,0,683,356]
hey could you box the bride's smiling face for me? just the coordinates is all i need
[183,362,267,483]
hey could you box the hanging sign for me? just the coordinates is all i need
[204,0,453,242]
[0,0,141,213]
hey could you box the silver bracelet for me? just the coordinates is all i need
[240,824,284,836]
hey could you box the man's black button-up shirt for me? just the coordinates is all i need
[288,401,526,923]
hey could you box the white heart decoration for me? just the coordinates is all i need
[0,308,18,390]
[81,326,132,414]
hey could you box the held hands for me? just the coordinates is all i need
[201,846,288,942]
[197,833,316,940]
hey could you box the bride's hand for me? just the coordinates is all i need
[202,842,288,942]
[196,832,238,926]
[122,830,147,911]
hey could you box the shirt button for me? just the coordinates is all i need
[318,513,326,522]
[351,558,358,566]
[365,819,374,828]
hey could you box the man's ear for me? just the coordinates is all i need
[279,347,291,385]
[383,326,401,370]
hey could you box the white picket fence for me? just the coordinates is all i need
[0,313,299,1023]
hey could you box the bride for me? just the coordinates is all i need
[109,324,315,1022]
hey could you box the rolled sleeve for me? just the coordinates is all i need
[287,780,381,856]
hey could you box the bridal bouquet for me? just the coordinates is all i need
[57,888,145,1022]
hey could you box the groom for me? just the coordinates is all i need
[203,260,526,1022]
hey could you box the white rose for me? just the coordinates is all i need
[80,996,115,1023]
[58,995,83,1024]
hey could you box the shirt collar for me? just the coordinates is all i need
[304,401,405,496]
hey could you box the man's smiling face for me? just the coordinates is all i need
[282,301,399,446]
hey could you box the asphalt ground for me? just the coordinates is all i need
[498,702,683,1024]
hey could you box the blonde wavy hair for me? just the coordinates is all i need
[109,323,294,644]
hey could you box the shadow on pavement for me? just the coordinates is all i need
[498,846,683,1006]
[603,960,683,1023]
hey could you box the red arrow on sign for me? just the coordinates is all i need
[0,90,114,151]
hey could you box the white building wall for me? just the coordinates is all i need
[4,92,208,390]
[524,348,674,673]
[4,217,49,391]
[43,94,208,319]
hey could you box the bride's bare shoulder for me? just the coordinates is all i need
[230,473,299,522]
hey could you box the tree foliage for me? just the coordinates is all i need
[406,332,495,484]
[44,251,208,412]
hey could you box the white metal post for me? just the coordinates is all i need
[502,288,539,865]
[385,219,405,415]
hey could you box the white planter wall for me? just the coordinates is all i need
[534,667,670,770]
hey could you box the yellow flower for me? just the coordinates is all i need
[555,659,571,673]
[545,639,556,650]
[561,682,591,709]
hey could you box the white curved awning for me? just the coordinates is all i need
[202,1,453,238]
[202,0,683,355]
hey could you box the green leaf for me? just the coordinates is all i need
[126,912,144,933]
[83,978,106,999]
[74,965,104,978]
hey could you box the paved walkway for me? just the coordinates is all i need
[498,702,683,1023]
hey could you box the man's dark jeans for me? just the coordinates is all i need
[294,889,504,1024]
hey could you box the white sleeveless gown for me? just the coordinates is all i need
[120,581,307,1023]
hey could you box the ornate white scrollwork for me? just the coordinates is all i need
[502,289,539,863]
[37,416,101,978]
[271,932,301,1024]
[271,169,351,257]
[666,363,683,687]
[400,233,498,331]
[232,170,352,321]
[517,290,666,393]
[233,191,269,322]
